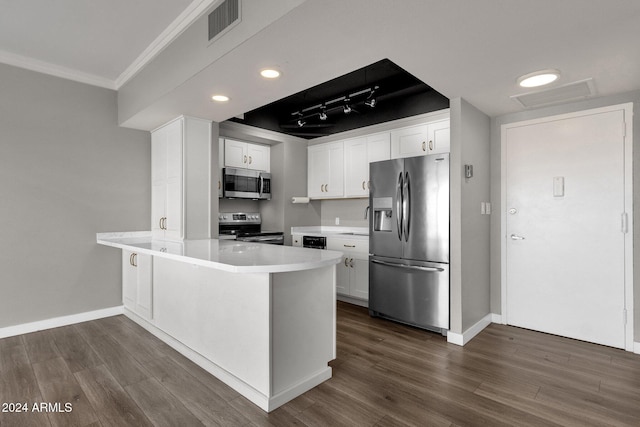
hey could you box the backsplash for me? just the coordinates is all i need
[320,199,369,228]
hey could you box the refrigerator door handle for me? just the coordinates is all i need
[396,172,403,241]
[371,259,444,272]
[403,171,410,241]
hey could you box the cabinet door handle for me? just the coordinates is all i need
[325,184,328,192]
[362,181,366,190]
[248,156,252,164]
[130,253,137,267]
[159,217,164,230]
[218,180,221,190]
[429,140,433,151]
[343,244,356,248]
[422,141,426,151]
[244,155,247,164]
[349,258,354,268]
[129,253,134,266]
[344,258,349,267]
[367,181,370,190]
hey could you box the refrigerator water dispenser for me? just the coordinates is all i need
[373,197,393,232]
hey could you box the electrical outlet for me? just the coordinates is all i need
[335,217,340,225]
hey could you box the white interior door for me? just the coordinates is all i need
[504,106,631,349]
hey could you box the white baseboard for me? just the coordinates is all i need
[447,313,493,346]
[634,341,640,355]
[491,313,503,324]
[0,306,124,339]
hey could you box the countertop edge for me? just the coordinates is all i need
[97,234,342,274]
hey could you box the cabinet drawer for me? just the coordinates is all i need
[327,238,369,255]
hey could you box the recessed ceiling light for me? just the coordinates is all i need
[211,94,230,102]
[260,69,281,79]
[517,69,560,88]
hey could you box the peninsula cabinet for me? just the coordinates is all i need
[344,132,390,198]
[308,141,344,198]
[224,138,270,172]
[151,116,212,241]
[390,119,450,158]
[122,250,153,321]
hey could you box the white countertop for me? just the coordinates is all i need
[97,232,343,274]
[291,226,369,240]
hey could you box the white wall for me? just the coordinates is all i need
[491,90,640,341]
[0,63,150,328]
[450,98,492,334]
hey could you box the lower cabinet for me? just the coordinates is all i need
[122,250,153,320]
[327,237,369,301]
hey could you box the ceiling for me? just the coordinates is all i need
[1,0,640,131]
[232,59,450,139]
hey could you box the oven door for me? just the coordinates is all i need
[236,234,284,245]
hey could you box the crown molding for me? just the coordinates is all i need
[114,0,222,89]
[0,49,116,89]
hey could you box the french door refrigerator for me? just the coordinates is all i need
[368,153,449,332]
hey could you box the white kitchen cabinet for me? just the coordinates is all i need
[224,138,270,172]
[308,141,344,198]
[218,137,224,198]
[122,250,153,321]
[391,119,450,158]
[344,133,390,198]
[327,237,369,300]
[151,116,212,241]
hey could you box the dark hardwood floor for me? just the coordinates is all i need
[1,301,640,426]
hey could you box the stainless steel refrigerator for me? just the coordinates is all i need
[368,153,449,332]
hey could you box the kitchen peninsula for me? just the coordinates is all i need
[97,232,343,412]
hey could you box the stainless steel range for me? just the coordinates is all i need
[218,212,284,245]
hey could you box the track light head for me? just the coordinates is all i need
[365,98,377,108]
[343,104,352,114]
[319,111,328,120]
[297,119,305,127]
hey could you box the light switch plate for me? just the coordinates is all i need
[553,177,565,197]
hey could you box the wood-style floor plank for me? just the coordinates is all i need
[31,357,99,427]
[1,301,640,426]
[124,377,205,427]
[74,364,154,427]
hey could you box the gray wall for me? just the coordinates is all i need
[450,98,492,334]
[320,199,368,228]
[0,64,150,328]
[490,90,640,341]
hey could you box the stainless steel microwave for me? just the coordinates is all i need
[223,168,271,200]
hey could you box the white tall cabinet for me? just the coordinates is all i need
[151,116,212,241]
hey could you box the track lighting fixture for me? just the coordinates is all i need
[285,84,380,128]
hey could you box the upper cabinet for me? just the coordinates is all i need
[308,112,449,200]
[151,116,212,241]
[390,119,450,158]
[344,133,391,198]
[308,141,344,198]
[224,138,270,172]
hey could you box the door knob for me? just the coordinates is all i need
[510,234,525,240]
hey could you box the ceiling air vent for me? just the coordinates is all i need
[511,78,596,108]
[208,0,240,42]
